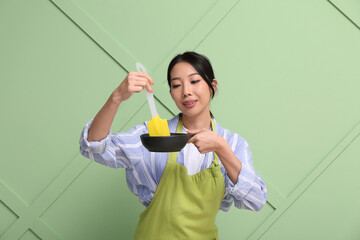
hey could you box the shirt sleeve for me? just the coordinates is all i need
[220,134,267,212]
[79,119,147,168]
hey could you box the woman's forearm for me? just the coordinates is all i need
[215,140,242,184]
[87,88,123,142]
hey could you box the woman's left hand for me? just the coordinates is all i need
[188,128,242,184]
[187,129,225,154]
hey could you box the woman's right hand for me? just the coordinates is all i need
[87,71,154,142]
[112,71,154,104]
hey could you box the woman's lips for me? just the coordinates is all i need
[183,100,197,108]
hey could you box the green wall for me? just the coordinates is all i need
[1,0,359,239]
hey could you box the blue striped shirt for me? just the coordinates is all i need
[79,114,267,212]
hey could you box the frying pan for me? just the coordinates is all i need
[141,133,195,152]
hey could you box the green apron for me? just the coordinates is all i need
[134,118,225,240]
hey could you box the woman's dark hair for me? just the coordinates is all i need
[167,51,216,99]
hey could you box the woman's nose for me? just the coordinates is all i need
[182,84,192,97]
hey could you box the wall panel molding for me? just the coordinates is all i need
[31,219,62,240]
[329,0,360,29]
[50,0,244,116]
[50,0,137,72]
[249,120,360,240]
[0,200,18,237]
[0,157,91,239]
[0,179,27,218]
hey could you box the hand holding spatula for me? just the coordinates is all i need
[136,63,170,137]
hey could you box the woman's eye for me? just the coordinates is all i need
[191,80,200,84]
[172,84,180,88]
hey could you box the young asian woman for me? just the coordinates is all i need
[79,51,267,240]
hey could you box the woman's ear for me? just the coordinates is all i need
[212,79,218,93]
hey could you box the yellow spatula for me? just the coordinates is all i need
[136,63,170,136]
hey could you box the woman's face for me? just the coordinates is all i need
[170,61,216,119]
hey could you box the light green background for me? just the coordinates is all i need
[1,0,359,239]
